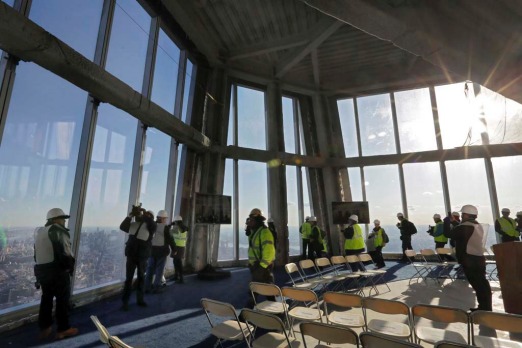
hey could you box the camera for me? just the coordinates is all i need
[130,203,144,217]
[427,225,434,235]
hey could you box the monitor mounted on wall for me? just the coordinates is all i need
[332,201,370,224]
[194,193,232,224]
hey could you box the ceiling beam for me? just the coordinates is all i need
[275,18,343,79]
[227,35,308,61]
[300,0,522,104]
[0,2,210,151]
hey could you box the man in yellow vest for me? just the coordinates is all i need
[308,216,325,260]
[171,215,188,283]
[367,219,387,268]
[495,208,519,242]
[429,213,453,261]
[299,216,312,260]
[343,214,365,271]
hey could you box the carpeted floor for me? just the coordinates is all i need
[0,260,491,348]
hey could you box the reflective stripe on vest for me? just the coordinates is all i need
[172,226,187,247]
[498,217,518,237]
[344,224,365,250]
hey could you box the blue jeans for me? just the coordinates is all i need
[145,255,167,290]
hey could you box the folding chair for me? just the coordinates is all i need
[241,308,296,348]
[357,253,390,293]
[330,255,361,292]
[284,262,315,289]
[108,336,134,348]
[434,341,475,348]
[323,291,365,329]
[300,321,359,347]
[405,250,434,285]
[314,257,347,291]
[482,248,497,281]
[346,255,378,296]
[435,247,458,281]
[359,331,422,347]
[299,259,330,290]
[249,282,289,321]
[281,287,323,337]
[90,315,112,346]
[200,298,253,348]
[411,304,469,345]
[362,297,413,341]
[471,310,522,347]
[419,249,446,283]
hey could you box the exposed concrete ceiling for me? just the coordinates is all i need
[160,0,522,102]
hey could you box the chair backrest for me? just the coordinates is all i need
[241,308,286,332]
[345,255,360,264]
[412,304,468,324]
[331,255,348,266]
[363,297,410,316]
[434,341,475,348]
[405,250,417,259]
[358,253,373,263]
[200,298,237,318]
[300,322,359,347]
[249,281,282,298]
[90,315,110,345]
[471,310,522,333]
[323,291,362,308]
[282,286,318,303]
[315,257,332,268]
[299,259,318,272]
[436,247,452,255]
[108,336,133,348]
[359,331,422,347]
[285,262,306,284]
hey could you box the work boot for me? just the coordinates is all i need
[55,327,78,340]
[38,326,52,340]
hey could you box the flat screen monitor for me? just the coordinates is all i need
[332,201,370,224]
[194,193,232,224]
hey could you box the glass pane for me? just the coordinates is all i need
[238,160,267,259]
[445,159,495,247]
[348,167,363,201]
[139,128,170,215]
[436,82,480,149]
[338,99,358,157]
[227,86,235,146]
[395,88,437,153]
[237,86,266,150]
[492,156,522,217]
[105,0,150,91]
[74,104,137,291]
[364,165,402,252]
[282,96,296,153]
[181,60,194,123]
[286,166,299,256]
[301,167,311,217]
[151,29,180,113]
[357,94,396,156]
[29,0,102,60]
[0,63,85,310]
[403,162,445,250]
[218,159,235,261]
[2,0,15,7]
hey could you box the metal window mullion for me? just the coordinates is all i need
[0,54,17,147]
[68,0,115,290]
[484,158,500,243]
[390,93,407,217]
[233,159,239,261]
[173,50,187,119]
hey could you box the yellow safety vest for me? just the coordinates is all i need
[248,226,275,268]
[498,217,518,237]
[344,224,365,250]
[300,222,312,239]
[172,226,188,247]
[433,221,448,243]
[374,228,384,247]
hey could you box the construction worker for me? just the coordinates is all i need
[367,219,387,268]
[396,212,417,262]
[120,205,157,311]
[34,208,78,340]
[171,215,188,283]
[308,216,324,259]
[145,210,176,293]
[516,211,522,234]
[247,208,276,286]
[343,214,365,271]
[299,216,312,260]
[444,204,492,311]
[429,213,453,261]
[495,208,520,242]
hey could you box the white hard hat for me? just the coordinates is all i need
[249,208,266,221]
[451,211,460,217]
[308,216,317,222]
[174,215,183,222]
[460,204,478,215]
[46,208,70,220]
[433,214,441,219]
[374,219,380,224]
[349,215,358,222]
[157,210,168,218]
[501,208,510,214]
[397,212,404,218]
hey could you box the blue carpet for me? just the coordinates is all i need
[0,261,490,348]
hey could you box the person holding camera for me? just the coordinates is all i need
[145,210,176,293]
[120,205,157,311]
[171,215,189,283]
[34,208,78,340]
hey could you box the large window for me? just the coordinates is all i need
[75,105,137,291]
[105,0,150,92]
[150,28,180,113]
[347,168,363,201]
[394,88,437,153]
[282,97,296,153]
[357,94,396,156]
[237,86,266,150]
[338,99,359,157]
[238,160,267,259]
[0,63,87,310]
[492,156,522,216]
